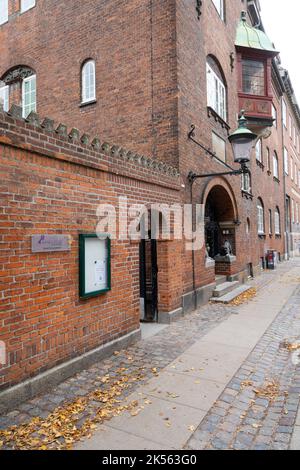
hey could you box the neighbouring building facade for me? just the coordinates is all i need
[0,0,300,402]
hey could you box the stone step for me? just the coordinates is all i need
[215,275,227,286]
[210,285,252,304]
[212,281,239,298]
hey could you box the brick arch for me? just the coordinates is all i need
[201,177,239,222]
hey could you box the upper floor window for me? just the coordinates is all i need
[0,84,9,111]
[275,207,281,235]
[241,171,251,193]
[81,60,96,104]
[211,0,224,20]
[282,99,287,128]
[273,152,279,179]
[284,147,289,175]
[255,139,262,163]
[269,210,272,235]
[242,59,265,96]
[0,0,8,25]
[257,199,265,235]
[272,104,277,128]
[206,59,227,121]
[22,74,36,118]
[21,0,36,13]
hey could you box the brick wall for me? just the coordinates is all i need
[0,107,181,390]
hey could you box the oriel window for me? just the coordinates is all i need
[242,59,265,96]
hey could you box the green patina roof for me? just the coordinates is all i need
[235,12,278,55]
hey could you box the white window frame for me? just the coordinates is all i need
[272,104,277,128]
[0,84,9,112]
[257,200,265,235]
[211,0,225,20]
[22,74,36,118]
[275,209,281,235]
[269,209,272,235]
[255,139,262,163]
[273,153,279,179]
[291,158,294,180]
[21,0,36,13]
[284,147,289,175]
[206,63,227,122]
[241,172,251,193]
[0,0,8,25]
[282,99,287,128]
[81,60,96,104]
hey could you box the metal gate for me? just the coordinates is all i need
[139,238,158,322]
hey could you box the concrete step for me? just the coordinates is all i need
[212,281,239,298]
[215,275,227,286]
[210,285,252,304]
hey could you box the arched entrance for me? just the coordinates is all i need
[203,180,238,272]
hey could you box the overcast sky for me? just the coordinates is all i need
[260,0,300,101]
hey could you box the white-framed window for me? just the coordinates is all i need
[289,116,292,138]
[275,208,281,235]
[291,158,294,180]
[211,0,225,20]
[282,99,287,128]
[284,147,289,175]
[206,62,227,121]
[297,203,299,224]
[255,139,262,163]
[242,59,265,96]
[257,199,265,235]
[0,0,8,25]
[291,199,295,224]
[295,164,298,185]
[273,152,279,179]
[272,104,277,127]
[21,0,36,13]
[81,60,96,104]
[241,171,251,193]
[22,74,36,118]
[0,84,9,111]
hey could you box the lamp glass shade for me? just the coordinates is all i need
[230,137,254,164]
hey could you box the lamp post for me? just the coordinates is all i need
[188,111,257,183]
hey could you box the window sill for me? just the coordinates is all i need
[79,99,97,108]
[258,233,266,239]
[273,177,280,184]
[241,190,253,200]
[256,160,264,170]
[207,107,230,132]
[275,234,281,239]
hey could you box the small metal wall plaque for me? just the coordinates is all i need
[31,235,71,253]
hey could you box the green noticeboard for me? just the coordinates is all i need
[79,234,111,299]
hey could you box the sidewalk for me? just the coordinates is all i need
[1,260,299,450]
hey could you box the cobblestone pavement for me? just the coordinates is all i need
[187,281,300,450]
[0,260,299,450]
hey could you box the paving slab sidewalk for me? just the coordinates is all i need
[75,261,300,450]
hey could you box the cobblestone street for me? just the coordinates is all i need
[0,260,300,450]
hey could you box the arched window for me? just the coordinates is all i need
[257,198,265,235]
[81,60,96,104]
[273,152,279,179]
[275,207,281,235]
[241,171,251,193]
[0,0,8,25]
[1,66,36,118]
[206,56,227,121]
[255,139,262,163]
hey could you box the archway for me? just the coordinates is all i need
[202,180,238,273]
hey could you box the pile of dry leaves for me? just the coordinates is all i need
[230,288,257,306]
[280,340,300,352]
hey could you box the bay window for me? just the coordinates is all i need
[242,59,265,96]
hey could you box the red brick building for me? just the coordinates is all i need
[0,0,298,403]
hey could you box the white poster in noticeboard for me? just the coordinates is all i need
[79,234,111,299]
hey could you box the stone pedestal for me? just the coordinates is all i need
[214,254,237,275]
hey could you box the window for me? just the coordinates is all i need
[289,116,292,138]
[291,199,295,224]
[0,0,8,25]
[272,104,277,128]
[257,199,265,234]
[211,0,224,20]
[0,84,9,111]
[241,171,251,193]
[81,60,96,104]
[282,99,287,128]
[206,61,227,121]
[212,132,226,162]
[22,75,36,118]
[269,210,272,235]
[291,158,294,180]
[275,208,281,235]
[284,147,289,175]
[295,164,298,185]
[266,147,271,171]
[242,59,265,96]
[255,139,262,163]
[273,152,279,179]
[21,0,36,13]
